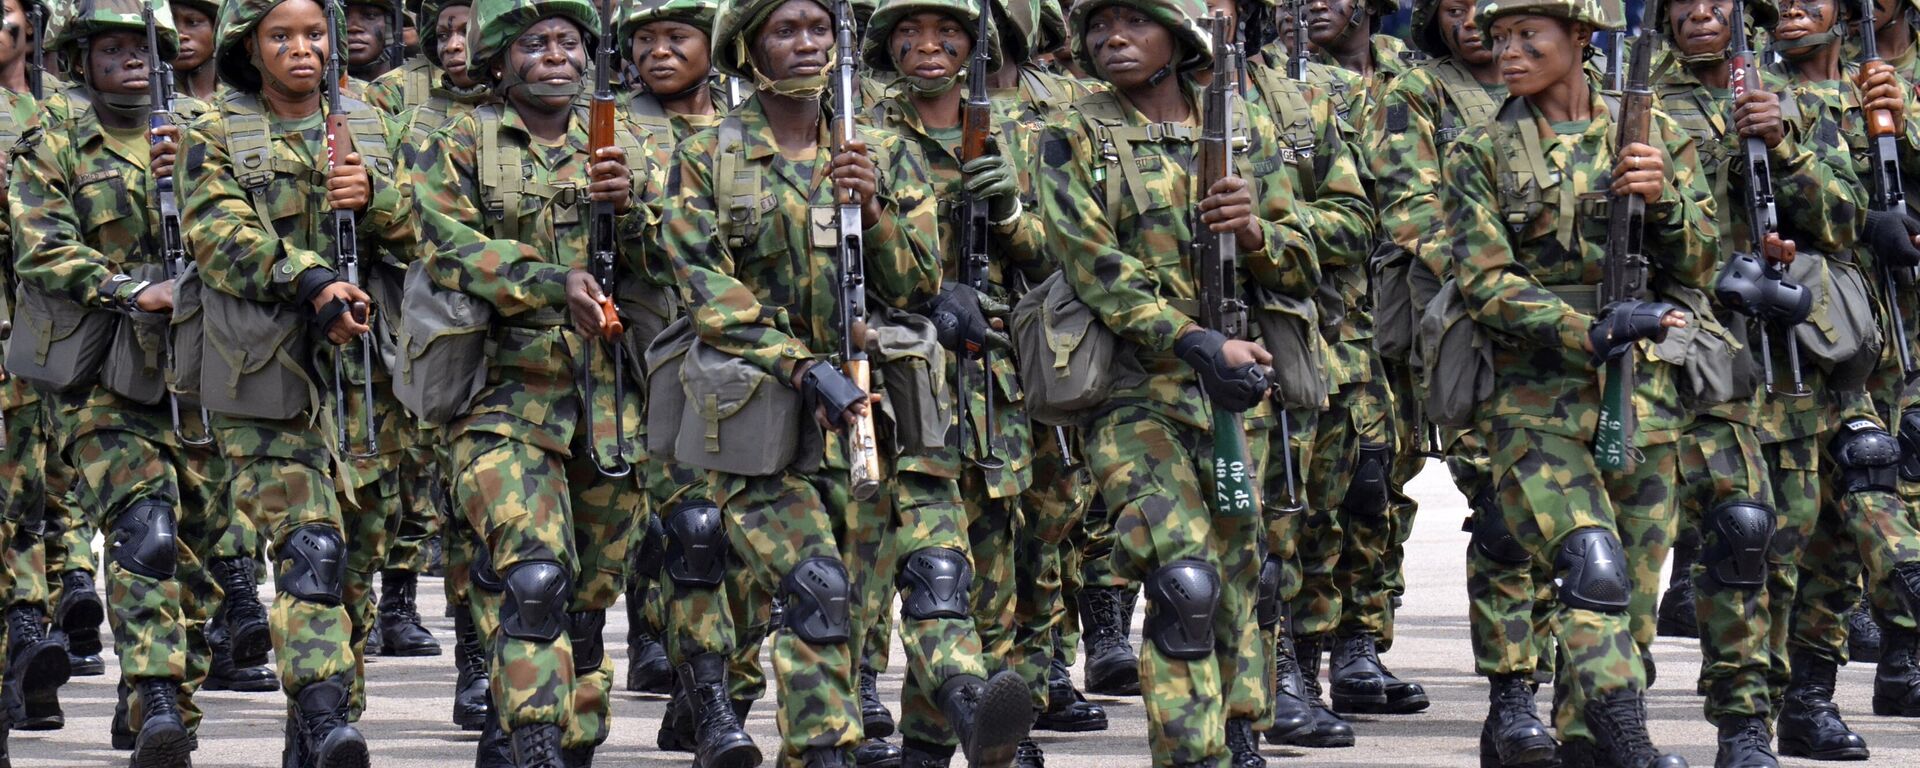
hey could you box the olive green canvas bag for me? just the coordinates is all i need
[394,262,494,425]
[867,306,952,455]
[1252,285,1329,411]
[1012,272,1126,426]
[644,316,695,456]
[1419,278,1494,427]
[99,263,171,406]
[198,288,315,421]
[673,337,804,476]
[168,263,206,402]
[4,286,116,393]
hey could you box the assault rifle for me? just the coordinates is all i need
[956,1,1004,471]
[582,0,632,477]
[324,0,378,458]
[147,2,213,446]
[834,0,881,501]
[1593,5,1657,472]
[26,2,42,98]
[1196,12,1259,517]
[1861,0,1917,375]
[388,0,407,71]
[1287,0,1307,80]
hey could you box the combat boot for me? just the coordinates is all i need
[1078,587,1140,696]
[374,570,439,656]
[1578,689,1686,768]
[130,678,191,768]
[1655,579,1698,639]
[1480,674,1555,767]
[1272,635,1353,748]
[854,738,903,768]
[625,627,672,694]
[451,612,491,730]
[657,682,695,752]
[1873,625,1920,716]
[900,739,954,768]
[1226,718,1266,768]
[5,606,68,731]
[49,626,103,676]
[1713,716,1777,768]
[508,723,565,768]
[112,679,136,751]
[1015,739,1045,768]
[1034,656,1106,732]
[1330,633,1428,714]
[288,676,368,768]
[54,570,103,657]
[209,557,271,667]
[1778,651,1870,759]
[1846,602,1883,663]
[937,671,1034,768]
[860,664,896,738]
[1264,632,1315,745]
[473,704,513,768]
[679,652,761,768]
[204,617,277,692]
[805,747,855,768]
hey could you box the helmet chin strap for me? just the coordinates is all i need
[77,48,152,120]
[1769,30,1839,59]
[498,56,587,98]
[751,46,835,98]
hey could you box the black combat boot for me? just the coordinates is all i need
[1272,634,1353,748]
[204,617,277,692]
[48,626,102,677]
[1226,718,1266,768]
[806,747,855,768]
[1847,603,1884,663]
[473,699,514,768]
[937,671,1034,768]
[289,676,368,768]
[860,664,895,738]
[209,557,271,667]
[657,682,695,752]
[1329,633,1428,714]
[1714,715,1778,768]
[624,627,672,695]
[1778,651,1870,759]
[5,606,68,731]
[130,678,192,768]
[111,679,136,751]
[1034,655,1106,732]
[448,611,490,730]
[53,570,103,657]
[508,723,566,768]
[854,738,903,768]
[1013,739,1044,768]
[1078,587,1140,696]
[1264,632,1315,745]
[1656,580,1698,639]
[374,570,439,656]
[1572,690,1685,768]
[1874,624,1920,716]
[1480,674,1555,767]
[900,739,954,768]
[679,653,761,768]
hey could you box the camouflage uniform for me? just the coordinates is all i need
[1442,0,1716,755]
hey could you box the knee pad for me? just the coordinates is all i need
[470,535,504,592]
[1899,409,1920,482]
[501,561,570,642]
[663,499,726,588]
[896,547,972,621]
[109,499,177,580]
[781,556,852,645]
[1703,501,1774,589]
[1340,442,1391,518]
[1470,505,1532,565]
[632,513,669,577]
[1553,528,1631,613]
[276,524,346,605]
[1830,418,1901,495]
[1255,555,1284,630]
[1142,559,1220,660]
[568,610,606,674]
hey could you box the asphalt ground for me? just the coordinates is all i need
[12,459,1920,766]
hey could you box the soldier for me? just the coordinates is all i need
[171,0,219,99]
[1441,0,1719,764]
[344,0,401,81]
[1036,0,1320,763]
[180,0,416,760]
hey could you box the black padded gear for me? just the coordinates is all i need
[1703,501,1774,588]
[470,534,504,592]
[1588,300,1679,364]
[633,514,668,577]
[1255,555,1284,629]
[1470,504,1532,565]
[1142,559,1221,660]
[109,499,177,580]
[896,547,972,621]
[1831,418,1901,495]
[782,556,852,645]
[801,364,868,429]
[1554,528,1631,613]
[500,561,570,642]
[663,499,727,588]
[277,524,346,605]
[1341,443,1391,518]
[568,610,606,674]
[1899,409,1920,482]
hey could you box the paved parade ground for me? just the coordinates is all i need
[13,460,1920,766]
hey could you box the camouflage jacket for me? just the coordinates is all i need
[1312,33,1417,133]
[413,100,662,457]
[1,87,38,413]
[1037,84,1319,431]
[1442,85,1718,442]
[1370,57,1506,284]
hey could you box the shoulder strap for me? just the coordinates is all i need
[221,91,281,229]
[341,97,396,176]
[405,59,433,108]
[1432,60,1501,140]
[713,115,760,250]
[475,104,527,240]
[1248,64,1320,194]
[628,92,673,135]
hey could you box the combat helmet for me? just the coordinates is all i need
[617,0,716,62]
[50,0,180,82]
[417,0,472,68]
[1066,0,1212,79]
[860,0,1002,74]
[710,0,834,80]
[1474,0,1621,36]
[168,0,221,22]
[215,0,347,91]
[465,0,600,83]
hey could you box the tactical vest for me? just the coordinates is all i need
[1428,59,1501,147]
[472,102,647,244]
[1247,64,1326,196]
[223,90,397,237]
[709,115,770,251]
[1071,90,1255,217]
[627,92,673,138]
[1484,94,1622,262]
[402,57,434,108]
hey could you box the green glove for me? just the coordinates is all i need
[962,154,1021,224]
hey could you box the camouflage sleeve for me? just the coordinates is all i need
[1443,131,1594,356]
[9,115,112,306]
[1296,93,1374,275]
[995,121,1052,286]
[1648,111,1719,292]
[412,114,570,316]
[663,134,819,383]
[1243,115,1319,299]
[359,111,418,261]
[1368,69,1449,280]
[623,119,668,279]
[864,129,942,311]
[365,71,404,116]
[1765,93,1864,256]
[181,112,332,304]
[1037,120,1194,353]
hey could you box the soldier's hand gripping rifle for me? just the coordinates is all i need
[833,0,882,500]
[1593,0,1659,473]
[956,1,1005,471]
[324,0,379,458]
[580,0,632,478]
[1714,0,1811,395]
[146,1,213,446]
[1860,0,1919,377]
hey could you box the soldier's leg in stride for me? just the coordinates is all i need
[203,435,272,694]
[1803,440,1920,721]
[1014,426,1103,741]
[624,463,672,695]
[555,447,642,760]
[0,398,66,734]
[340,458,400,716]
[1608,441,1679,680]
[1329,377,1427,715]
[374,430,440,657]
[1262,409,1347,749]
[859,500,900,745]
[656,482,745,759]
[1075,495,1139,698]
[45,449,103,675]
[1457,426,1556,766]
[1760,435,1863,760]
[1383,360,1425,619]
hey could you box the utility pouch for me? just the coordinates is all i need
[1792,254,1881,390]
[1012,272,1126,426]
[1420,279,1494,428]
[1251,286,1329,411]
[1370,243,1416,363]
[644,316,695,457]
[618,278,682,387]
[99,263,170,405]
[1648,283,1749,407]
[673,338,802,476]
[866,306,951,455]
[169,264,205,403]
[198,288,314,421]
[4,286,115,393]
[393,263,494,425]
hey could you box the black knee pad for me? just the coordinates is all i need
[781,556,852,645]
[1898,409,1920,482]
[1255,555,1284,630]
[896,547,972,621]
[471,535,504,592]
[1340,442,1391,518]
[1830,418,1901,495]
[632,513,668,577]
[1470,505,1532,565]
[663,499,726,588]
[501,561,570,642]
[568,610,606,674]
[277,524,346,605]
[1553,528,1631,613]
[109,499,177,580]
[1703,501,1774,589]
[1142,559,1220,660]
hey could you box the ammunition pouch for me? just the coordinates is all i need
[672,338,803,476]
[393,262,493,425]
[1012,272,1134,426]
[866,306,953,456]
[99,264,169,405]
[644,316,695,457]
[1648,282,1750,408]
[1790,255,1882,390]
[168,264,206,403]
[617,277,681,388]
[3,286,116,394]
[1251,284,1329,411]
[198,288,316,421]
[1370,242,1417,364]
[1418,278,1494,428]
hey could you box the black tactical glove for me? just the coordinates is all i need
[928,284,1010,355]
[1174,328,1270,413]
[1588,300,1679,365]
[1864,209,1920,269]
[294,266,352,337]
[799,362,868,430]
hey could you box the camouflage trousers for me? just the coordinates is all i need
[1239,408,1313,731]
[47,387,224,732]
[1296,379,1395,643]
[332,387,416,716]
[449,429,641,751]
[382,431,443,574]
[1454,428,1557,679]
[1,397,52,616]
[1004,427,1094,710]
[649,459,770,702]
[1383,361,1425,611]
[1085,403,1264,767]
[39,439,88,610]
[1790,432,1920,665]
[1487,428,1674,742]
[1673,417,1779,720]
